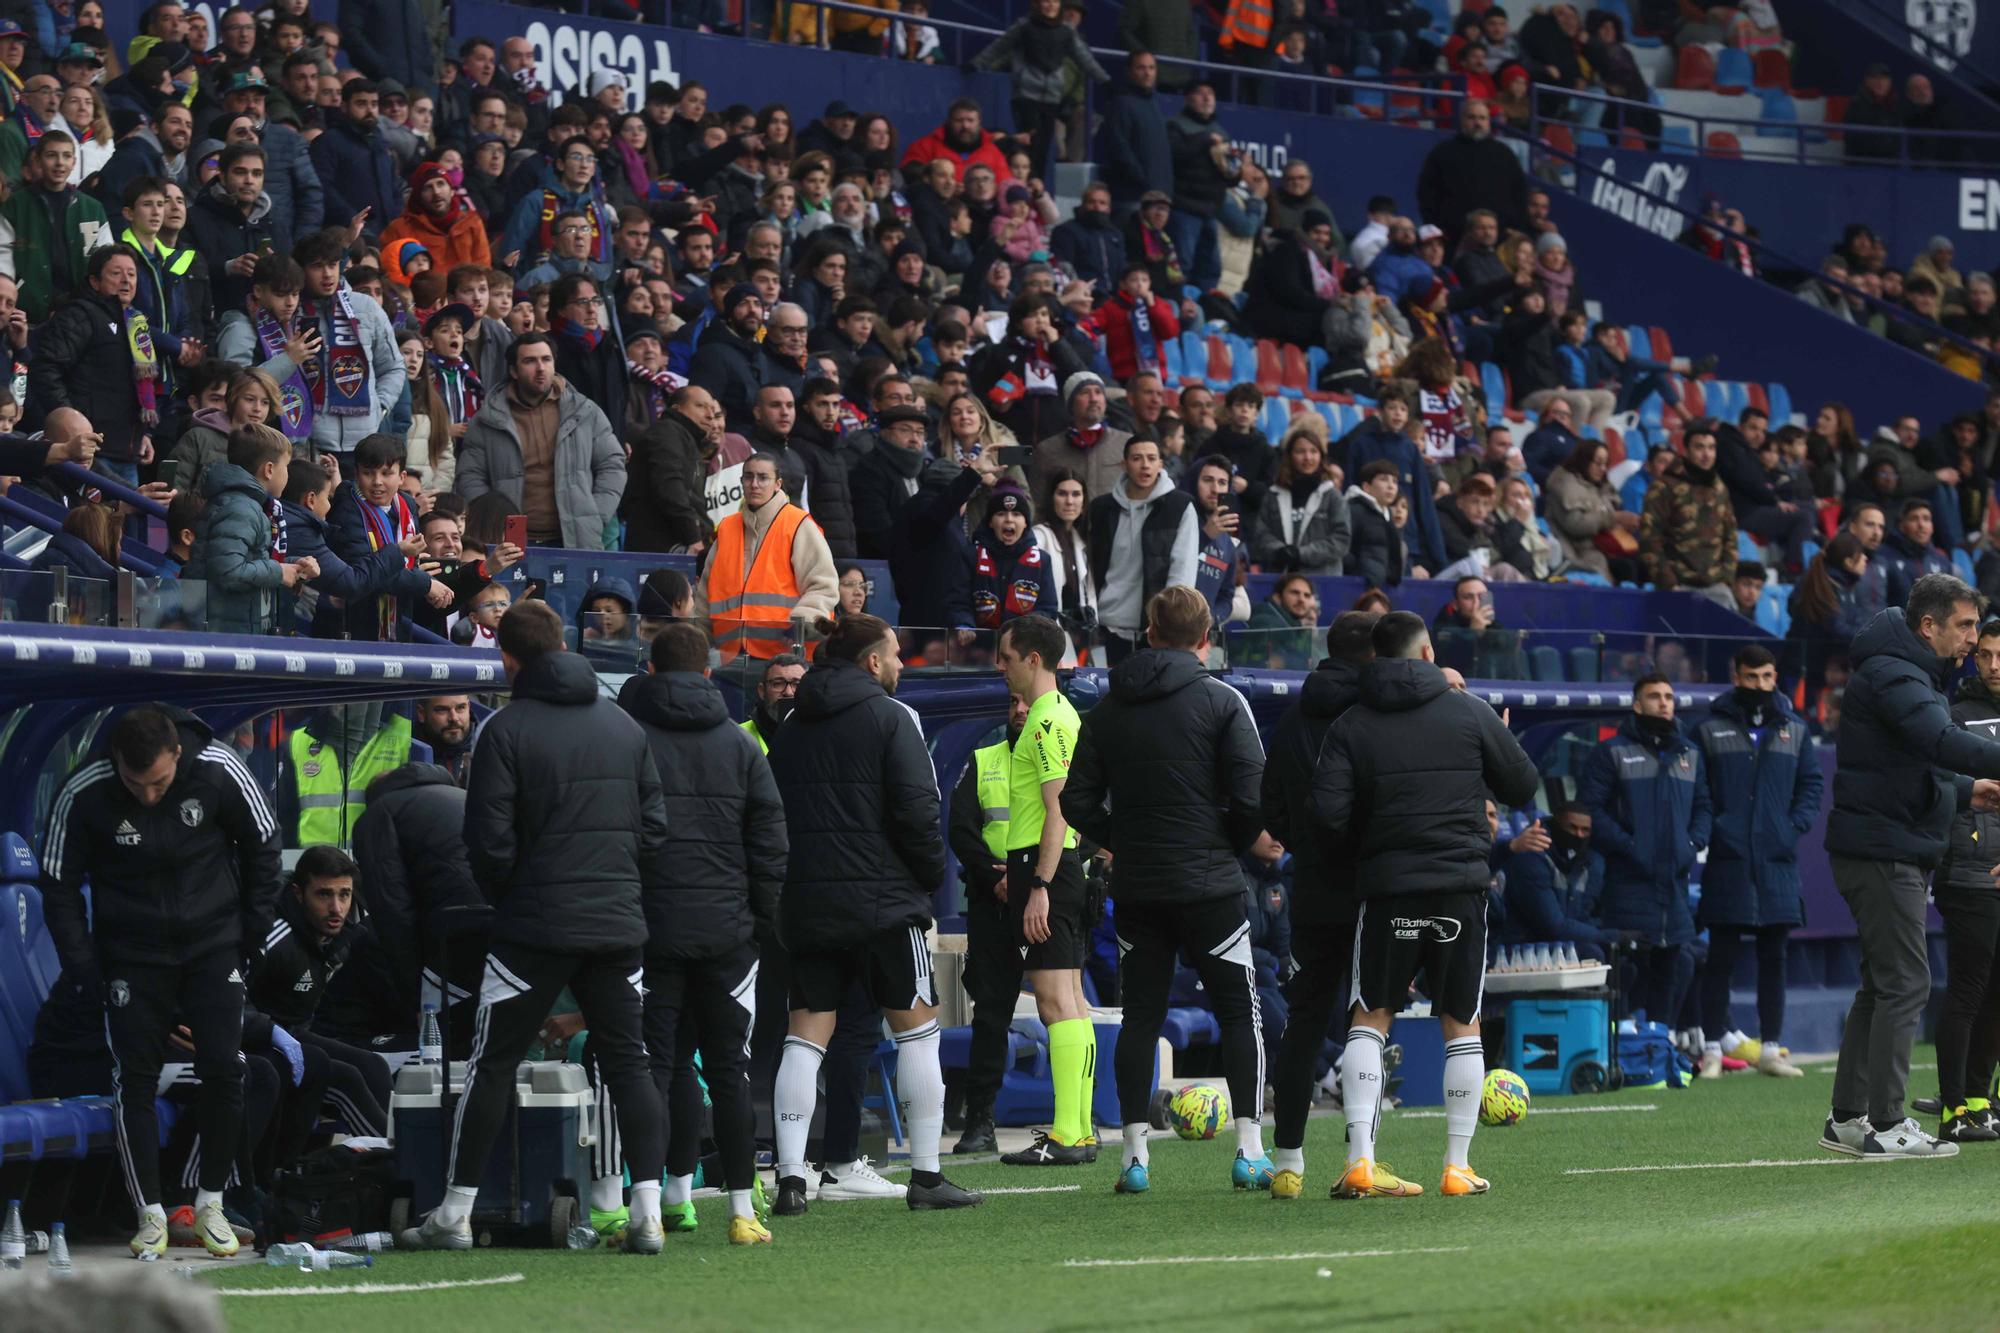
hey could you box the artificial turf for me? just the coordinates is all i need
[211,1047,2000,1331]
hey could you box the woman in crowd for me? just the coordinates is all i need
[836,562,871,619]
[1546,439,1643,582]
[1787,531,1871,701]
[1807,400,1864,499]
[1030,467,1093,665]
[1254,424,1350,575]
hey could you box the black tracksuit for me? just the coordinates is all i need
[246,892,391,1138]
[1061,648,1268,1127]
[451,651,671,1192]
[618,670,788,1193]
[39,709,283,1204]
[1935,675,2000,1109]
[1260,655,1365,1152]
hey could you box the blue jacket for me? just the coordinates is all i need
[1693,691,1822,927]
[280,498,409,636]
[1365,242,1434,305]
[499,181,615,275]
[259,121,324,250]
[311,483,432,641]
[1500,840,1613,950]
[309,117,403,243]
[1049,211,1127,297]
[340,0,436,91]
[1826,608,2000,867]
[1583,340,1667,387]
[184,462,287,636]
[1096,83,1171,208]
[1877,531,1953,608]
[1556,342,1591,390]
[1522,421,1579,486]
[1576,714,1712,947]
[1341,419,1447,570]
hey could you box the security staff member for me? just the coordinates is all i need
[946,693,1028,1155]
[40,705,284,1260]
[994,614,1095,1167]
[284,704,414,846]
[742,653,808,753]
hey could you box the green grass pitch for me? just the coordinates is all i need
[210,1050,2000,1331]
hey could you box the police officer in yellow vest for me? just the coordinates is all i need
[286,704,414,847]
[739,653,808,754]
[945,694,1029,1153]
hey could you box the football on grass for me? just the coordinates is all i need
[1480,1069,1530,1126]
[1169,1083,1229,1140]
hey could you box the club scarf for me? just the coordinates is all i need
[123,305,159,426]
[1068,421,1106,449]
[251,302,315,442]
[359,490,417,639]
[427,351,482,424]
[537,189,602,262]
[628,360,684,423]
[1122,292,1159,375]
[265,492,288,559]
[11,100,43,147]
[1137,225,1184,289]
[302,288,371,417]
[556,316,602,350]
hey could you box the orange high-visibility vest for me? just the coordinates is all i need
[708,502,808,662]
[1219,0,1273,51]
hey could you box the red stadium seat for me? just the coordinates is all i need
[1746,383,1770,415]
[1255,340,1284,396]
[1753,49,1790,89]
[1603,426,1626,468]
[1679,378,1705,418]
[1280,344,1312,397]
[1705,131,1742,158]
[1676,46,1716,92]
[1542,123,1576,158]
[1648,326,1673,362]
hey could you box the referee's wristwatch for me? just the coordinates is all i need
[1028,874,1050,891]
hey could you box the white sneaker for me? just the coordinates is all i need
[1861,1118,1960,1160]
[1757,1045,1804,1078]
[1698,1049,1722,1080]
[817,1157,908,1200]
[1818,1114,1869,1157]
[398,1209,474,1249]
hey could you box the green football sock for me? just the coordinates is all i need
[1048,1019,1092,1145]
[1079,1022,1098,1139]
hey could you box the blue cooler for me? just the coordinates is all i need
[390,1060,595,1245]
[1505,997,1610,1096]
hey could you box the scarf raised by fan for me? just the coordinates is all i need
[251,303,314,442]
[124,305,158,426]
[302,288,371,417]
[358,490,417,639]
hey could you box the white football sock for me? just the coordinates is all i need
[1122,1122,1150,1168]
[142,1202,167,1224]
[1342,1026,1385,1164]
[435,1184,477,1227]
[588,1175,623,1211]
[664,1173,693,1207]
[774,1035,826,1181]
[1721,1030,1745,1055]
[1272,1146,1304,1173]
[1234,1115,1264,1158]
[893,1020,945,1174]
[193,1189,222,1214]
[1443,1036,1483,1170]
[629,1179,660,1224]
[729,1189,754,1221]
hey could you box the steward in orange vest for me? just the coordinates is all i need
[701,453,840,662]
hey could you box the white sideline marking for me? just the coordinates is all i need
[1565,1158,1863,1175]
[1399,1103,1659,1119]
[217,1274,528,1298]
[983,1184,1084,1195]
[1064,1247,1467,1269]
[1814,1062,1933,1073]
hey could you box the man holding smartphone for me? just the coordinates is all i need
[1193,454,1249,654]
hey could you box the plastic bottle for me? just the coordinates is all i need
[45,1223,72,1277]
[265,1242,375,1271]
[1,1199,26,1270]
[420,1005,443,1067]
[326,1232,394,1253]
[565,1224,599,1250]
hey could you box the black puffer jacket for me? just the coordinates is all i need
[322,763,484,1040]
[1260,656,1364,929]
[620,670,788,959]
[1062,648,1264,903]
[40,709,283,973]
[247,888,367,1032]
[1940,674,2000,894]
[768,660,945,950]
[463,652,669,953]
[793,418,858,559]
[1829,609,2000,867]
[1311,657,1540,898]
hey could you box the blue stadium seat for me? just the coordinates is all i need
[1261,398,1291,442]
[1661,124,1697,155]
[1528,645,1564,682]
[1955,548,1977,582]
[1714,47,1753,89]
[1755,583,1791,636]
[1163,333,1186,384]
[1179,332,1207,386]
[1160,1007,1220,1049]
[1306,345,1329,392]
[1766,382,1792,423]
[1756,89,1797,122]
[1736,530,1763,562]
[1480,363,1508,410]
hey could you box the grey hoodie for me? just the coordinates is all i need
[1099,470,1199,635]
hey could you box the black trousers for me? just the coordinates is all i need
[301,1030,393,1137]
[644,946,759,1193]
[1935,889,2000,1108]
[1699,925,1790,1043]
[105,948,246,1204]
[1010,96,1061,182]
[1624,944,1692,1027]
[961,892,1025,1120]
[171,1052,282,1202]
[1113,896,1264,1128]
[1272,919,1355,1152]
[450,942,662,1191]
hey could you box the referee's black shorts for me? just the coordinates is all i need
[1006,847,1087,972]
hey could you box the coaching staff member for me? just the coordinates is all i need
[1062,584,1272,1194]
[1312,610,1539,1200]
[402,600,673,1253]
[40,705,283,1260]
[1820,576,2000,1161]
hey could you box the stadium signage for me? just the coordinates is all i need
[521,17,680,112]
[1584,157,1689,241]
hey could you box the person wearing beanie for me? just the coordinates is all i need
[1532,231,1575,317]
[687,282,770,436]
[379,159,493,288]
[972,484,1051,629]
[1908,234,1964,304]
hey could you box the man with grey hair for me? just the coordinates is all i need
[742,221,786,266]
[1821,574,2000,1159]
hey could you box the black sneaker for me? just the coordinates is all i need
[1912,1096,1944,1117]
[953,1117,997,1154]
[907,1175,984,1210]
[773,1175,809,1217]
[999,1131,1090,1166]
[1941,1109,2000,1143]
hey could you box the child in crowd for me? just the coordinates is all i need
[971,485,1048,629]
[185,425,318,634]
[315,432,451,641]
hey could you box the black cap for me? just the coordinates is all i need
[824,99,857,120]
[422,302,475,336]
[877,405,930,428]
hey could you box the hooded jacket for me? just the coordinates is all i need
[164,406,233,493]
[1088,469,1199,636]
[1311,656,1540,898]
[619,670,788,959]
[184,461,288,635]
[463,651,670,954]
[1827,608,2000,867]
[1576,713,1711,946]
[1345,483,1406,587]
[688,320,770,435]
[1261,655,1365,928]
[246,885,368,1032]
[1342,417,1447,571]
[1939,674,2000,896]
[1693,688,1822,927]
[41,708,282,974]
[623,407,711,553]
[768,660,945,950]
[1061,648,1265,903]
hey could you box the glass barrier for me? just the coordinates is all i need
[0,570,114,626]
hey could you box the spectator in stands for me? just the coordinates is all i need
[1520,393,1581,485]
[0,131,110,322]
[971,484,1050,628]
[1345,460,1407,588]
[1241,208,1336,353]
[1582,11,1656,144]
[186,424,318,633]
[1808,400,1865,498]
[1578,673,1710,1023]
[1049,181,1126,295]
[1888,277,1947,361]
[1879,497,1955,607]
[1091,434,1197,661]
[1793,253,1857,326]
[1417,99,1525,249]
[310,80,399,246]
[1188,454,1250,652]
[1843,62,1903,163]
[1714,406,1815,573]
[27,499,120,605]
[1732,561,1768,621]
[1342,385,1446,573]
[380,163,491,286]
[1639,423,1738,605]
[1908,235,1963,305]
[315,433,454,641]
[1365,216,1432,306]
[973,294,1085,453]
[1437,471,1534,580]
[1095,262,1179,382]
[1254,424,1349,575]
[1547,439,1640,582]
[1203,383,1276,514]
[1788,532,1872,690]
[623,383,719,555]
[292,227,406,471]
[901,97,1011,182]
[1165,81,1238,293]
[548,272,627,438]
[458,333,625,549]
[185,144,279,317]
[27,244,152,478]
[1903,74,1962,167]
[1586,319,1706,416]
[846,401,929,558]
[1244,570,1318,671]
[165,368,274,492]
[972,0,1107,181]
